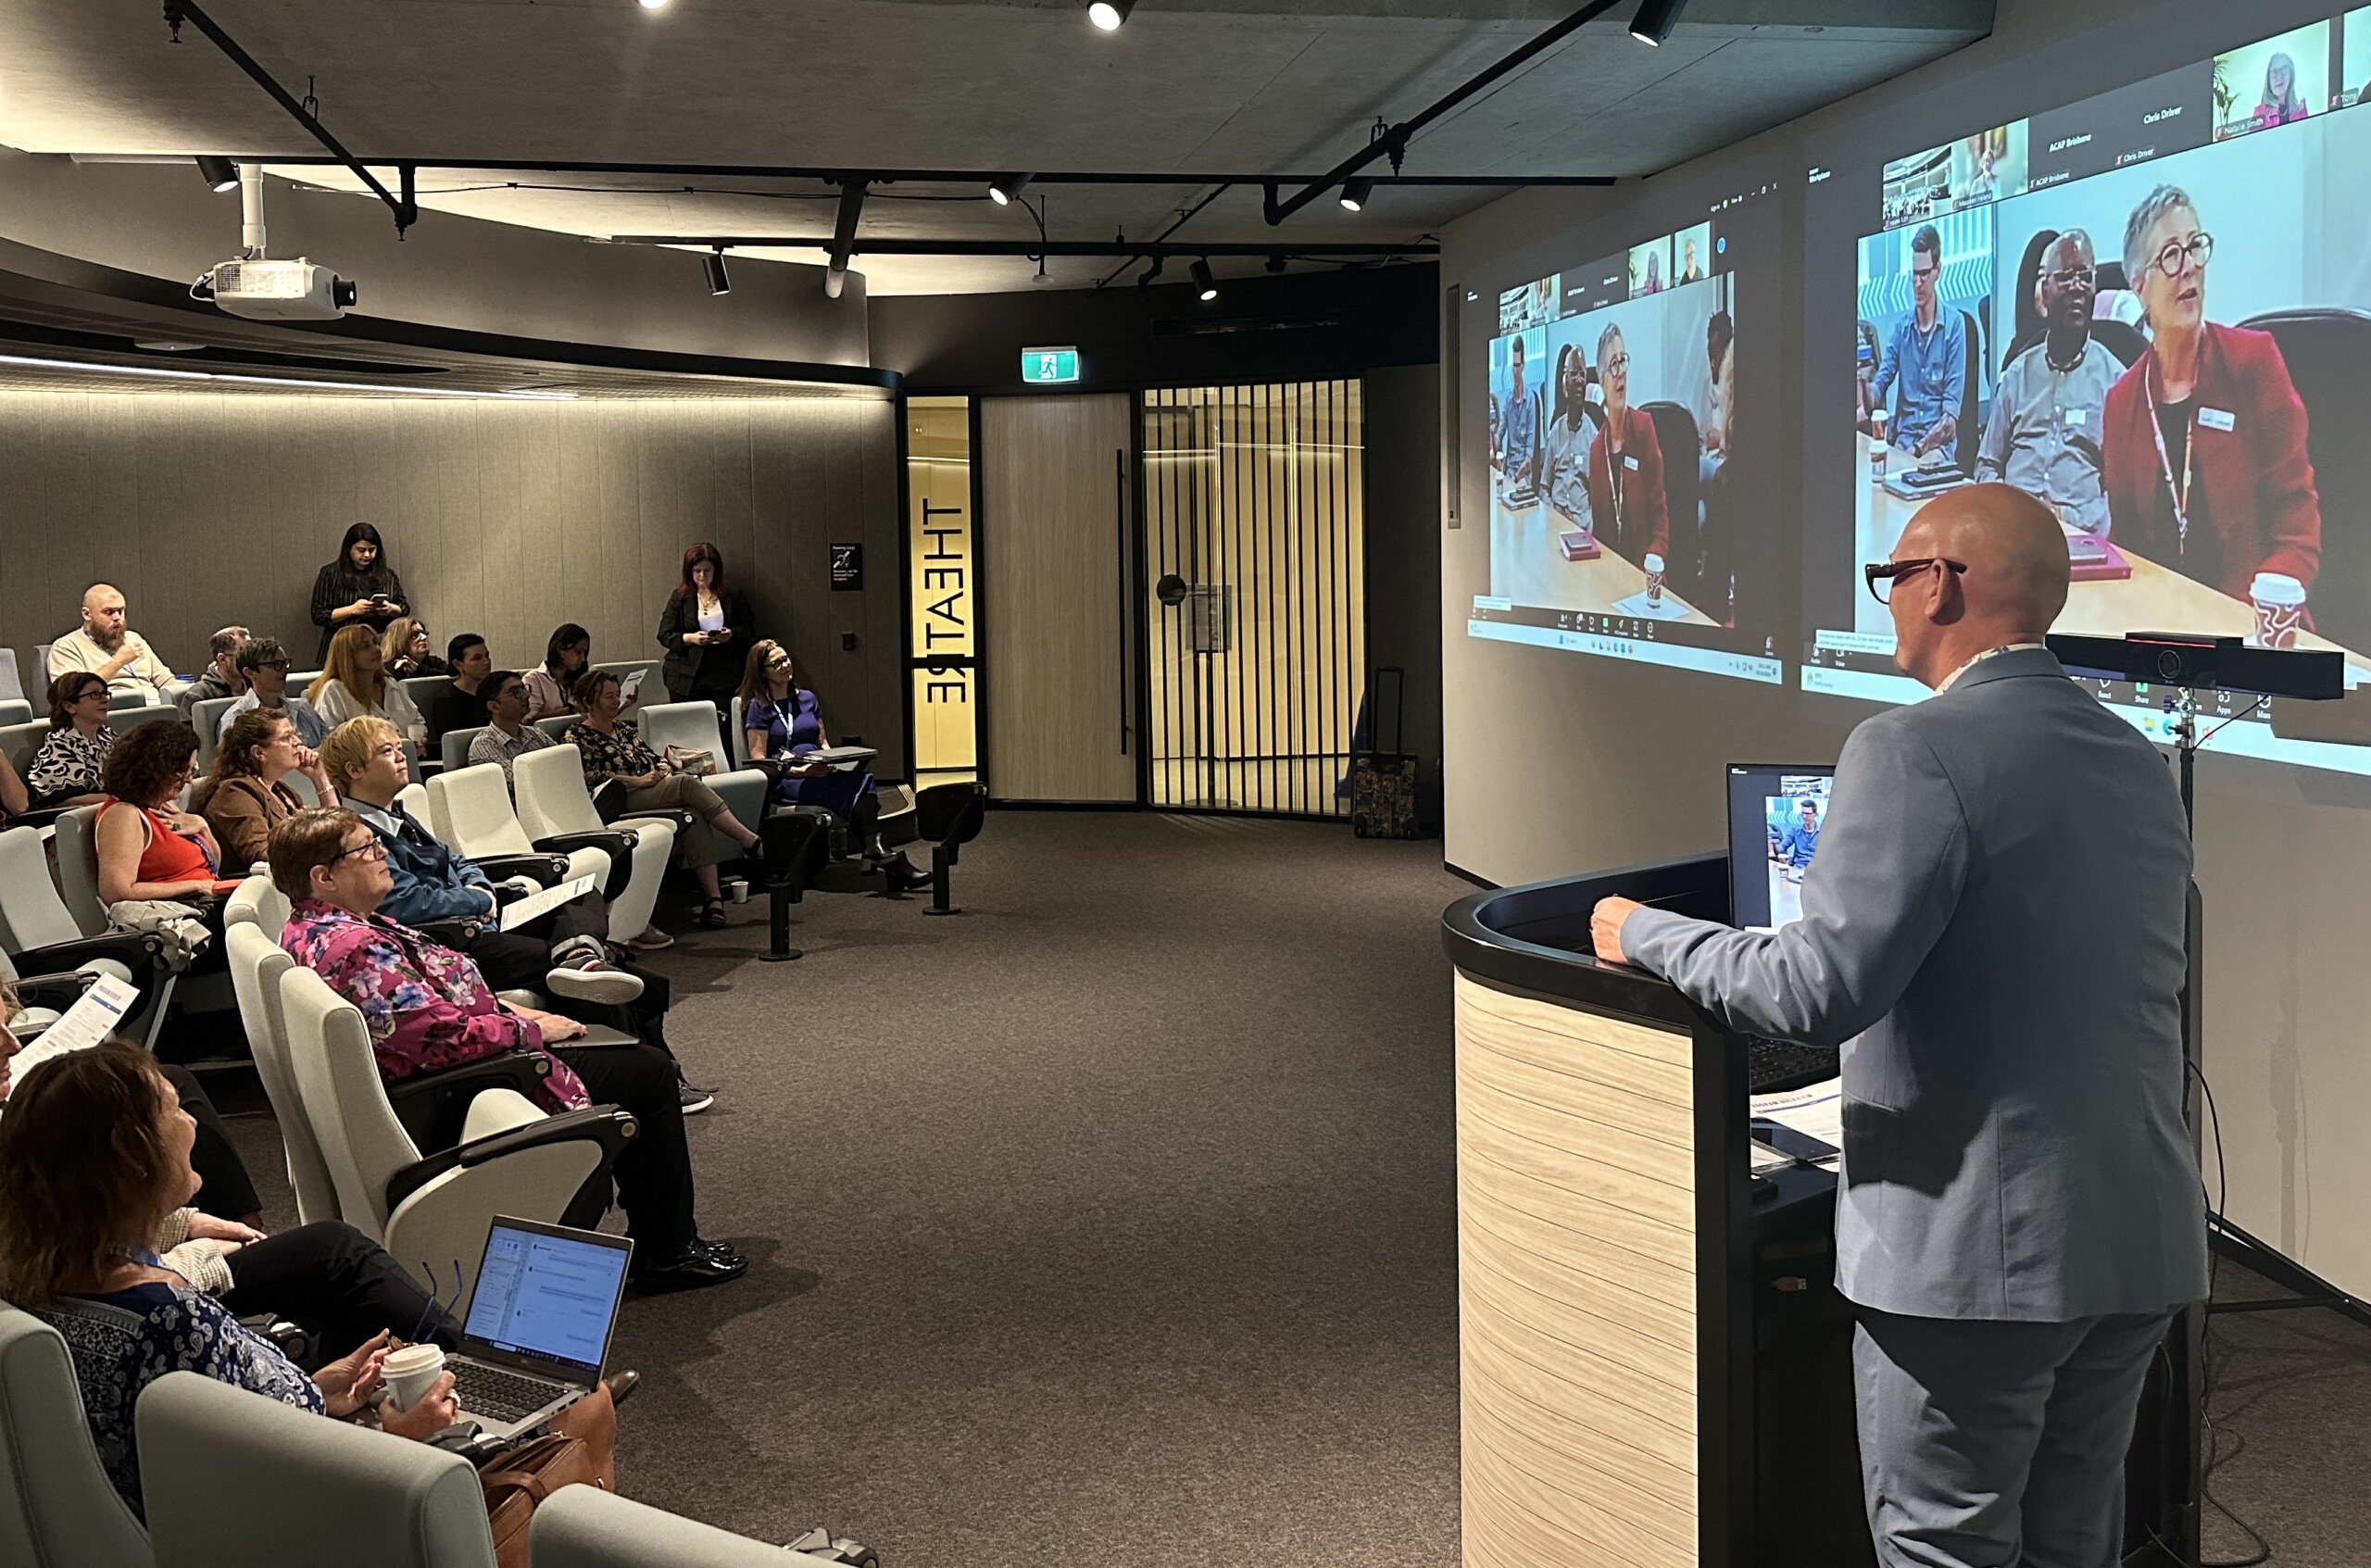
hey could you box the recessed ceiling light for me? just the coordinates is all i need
[639,0,671,10]
[1088,0,1135,30]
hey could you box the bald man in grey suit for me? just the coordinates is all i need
[1594,485,2207,1568]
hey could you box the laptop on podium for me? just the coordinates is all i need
[1725,763,1842,1096]
[443,1215,634,1440]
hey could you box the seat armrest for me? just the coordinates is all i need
[472,853,573,887]
[414,916,483,949]
[616,809,698,834]
[6,805,71,832]
[17,930,178,980]
[384,1049,553,1153]
[745,756,787,786]
[383,1104,637,1212]
[531,832,637,902]
[4,968,95,1013]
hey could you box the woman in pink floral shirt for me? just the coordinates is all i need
[269,808,746,1293]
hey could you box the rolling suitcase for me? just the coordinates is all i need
[1350,666,1421,839]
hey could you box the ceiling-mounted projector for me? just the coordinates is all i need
[204,257,358,320]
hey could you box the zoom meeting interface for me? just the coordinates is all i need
[1803,9,2371,771]
[464,1224,630,1373]
[1474,189,1787,684]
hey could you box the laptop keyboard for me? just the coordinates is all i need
[452,1361,570,1423]
[1746,1035,1840,1095]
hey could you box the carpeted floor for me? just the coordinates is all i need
[216,810,2371,1566]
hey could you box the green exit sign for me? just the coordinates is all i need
[1021,346,1080,384]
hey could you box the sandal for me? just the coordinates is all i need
[697,897,729,929]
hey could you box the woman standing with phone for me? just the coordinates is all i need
[655,543,754,708]
[308,522,409,663]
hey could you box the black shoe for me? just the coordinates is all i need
[631,1248,747,1293]
[698,1236,747,1267]
[604,1369,641,1409]
[678,1079,717,1114]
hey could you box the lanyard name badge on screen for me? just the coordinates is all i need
[2142,376,2194,557]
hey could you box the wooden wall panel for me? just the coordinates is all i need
[0,389,903,771]
[1455,972,1700,1568]
[978,393,1135,803]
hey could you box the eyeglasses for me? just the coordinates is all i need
[2042,265,2096,289]
[1864,556,1968,604]
[2149,232,2213,279]
[1602,353,1630,372]
[253,659,291,671]
[331,838,389,867]
[1910,262,1939,281]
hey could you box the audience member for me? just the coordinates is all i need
[219,636,331,748]
[270,809,745,1290]
[525,623,593,721]
[309,624,427,740]
[1539,343,1595,528]
[316,717,659,1017]
[26,671,115,809]
[1870,223,1967,460]
[382,616,450,680]
[1585,322,1673,570]
[1977,229,2116,533]
[179,626,251,709]
[194,709,336,870]
[740,641,919,882]
[570,670,763,929]
[46,583,175,700]
[656,543,755,706]
[468,668,556,784]
[95,721,238,955]
[428,633,494,741]
[308,521,408,663]
[0,1038,462,1513]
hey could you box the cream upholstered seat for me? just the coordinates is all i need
[510,745,676,946]
[0,1306,152,1568]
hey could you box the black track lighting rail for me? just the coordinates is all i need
[604,237,1438,257]
[213,155,1612,192]
[161,0,419,235]
[1262,0,1629,225]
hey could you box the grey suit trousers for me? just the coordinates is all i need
[1855,1308,2175,1568]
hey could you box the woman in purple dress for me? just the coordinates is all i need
[737,641,914,876]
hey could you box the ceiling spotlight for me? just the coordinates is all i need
[988,174,1035,207]
[638,0,671,9]
[1191,257,1217,302]
[1338,176,1375,212]
[1629,0,1686,45]
[704,250,731,295]
[1088,0,1135,30]
[194,156,240,193]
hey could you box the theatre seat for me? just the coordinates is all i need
[0,824,181,1048]
[638,701,772,827]
[0,1306,152,1568]
[225,918,343,1226]
[137,1372,494,1568]
[426,762,623,903]
[190,697,239,773]
[533,1486,791,1567]
[277,963,634,1314]
[0,647,25,708]
[511,746,678,946]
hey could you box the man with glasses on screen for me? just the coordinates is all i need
[1495,334,1541,494]
[1590,483,2205,1568]
[1868,224,1966,462]
[1976,230,2117,533]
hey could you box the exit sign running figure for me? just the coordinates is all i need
[1021,346,1080,384]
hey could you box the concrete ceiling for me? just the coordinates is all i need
[0,0,1991,294]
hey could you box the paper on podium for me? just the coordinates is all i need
[1611,591,1690,621]
[1751,1080,1845,1159]
[499,874,600,933]
[11,973,143,1075]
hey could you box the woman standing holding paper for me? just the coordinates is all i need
[656,543,755,708]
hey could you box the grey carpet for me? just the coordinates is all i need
[217,812,2371,1565]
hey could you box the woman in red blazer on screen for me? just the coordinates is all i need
[1585,323,1671,571]
[2101,184,2321,606]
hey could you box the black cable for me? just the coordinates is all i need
[2195,696,2270,752]
[2183,1057,2274,1567]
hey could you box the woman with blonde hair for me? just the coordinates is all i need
[308,623,426,740]
[379,616,449,680]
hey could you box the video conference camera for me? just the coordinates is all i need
[2046,632,2343,702]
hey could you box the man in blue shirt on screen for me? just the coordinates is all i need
[1870,224,1967,461]
[1775,797,1820,870]
[1495,334,1539,490]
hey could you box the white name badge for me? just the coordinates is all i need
[2198,407,2236,433]
[1624,454,1640,470]
[2064,407,2088,426]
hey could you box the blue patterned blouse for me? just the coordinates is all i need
[36,1279,325,1513]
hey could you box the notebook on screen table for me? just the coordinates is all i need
[442,1215,633,1440]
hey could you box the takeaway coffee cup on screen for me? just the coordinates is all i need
[1644,552,1666,604]
[2251,572,2306,648]
[383,1343,446,1412]
[1868,410,1889,480]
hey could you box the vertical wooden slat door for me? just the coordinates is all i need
[979,394,1135,803]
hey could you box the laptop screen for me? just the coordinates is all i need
[463,1218,634,1377]
[1725,764,1835,933]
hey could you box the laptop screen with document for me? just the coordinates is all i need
[462,1217,633,1378]
[1726,763,1835,933]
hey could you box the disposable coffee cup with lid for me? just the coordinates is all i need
[383,1343,446,1412]
[1644,552,1666,603]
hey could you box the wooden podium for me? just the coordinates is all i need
[1441,854,2197,1568]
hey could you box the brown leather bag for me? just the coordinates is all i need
[475,1385,617,1568]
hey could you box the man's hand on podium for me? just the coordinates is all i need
[1591,897,1642,967]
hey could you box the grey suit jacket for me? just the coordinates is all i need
[1625,648,2208,1321]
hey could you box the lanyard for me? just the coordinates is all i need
[2141,376,2195,556]
[1605,419,1627,533]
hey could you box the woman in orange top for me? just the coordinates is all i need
[94,723,240,964]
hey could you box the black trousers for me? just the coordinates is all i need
[220,1221,461,1365]
[159,1062,262,1223]
[554,1041,696,1265]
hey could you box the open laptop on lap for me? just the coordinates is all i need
[444,1215,634,1440]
